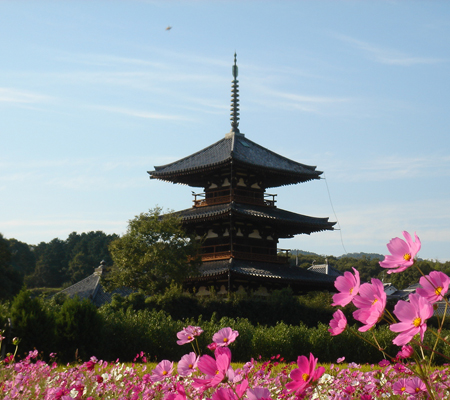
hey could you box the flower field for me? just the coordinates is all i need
[2,345,450,399]
[3,230,450,399]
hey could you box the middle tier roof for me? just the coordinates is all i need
[175,202,335,237]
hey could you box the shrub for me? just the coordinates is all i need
[10,288,55,357]
[54,296,103,362]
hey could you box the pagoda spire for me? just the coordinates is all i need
[230,53,240,134]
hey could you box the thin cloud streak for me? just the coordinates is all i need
[0,87,51,104]
[93,105,193,121]
[249,84,351,114]
[334,34,444,66]
[325,154,450,183]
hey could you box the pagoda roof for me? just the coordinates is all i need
[186,258,337,291]
[148,132,322,188]
[175,202,335,235]
[57,265,135,307]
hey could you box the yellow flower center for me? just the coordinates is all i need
[188,336,192,340]
[401,387,405,392]
[349,287,353,294]
[435,286,443,296]
[372,298,378,305]
[302,373,310,381]
[163,371,168,375]
[223,338,228,343]
[413,317,422,327]
[188,364,193,369]
[415,387,420,393]
[403,253,412,261]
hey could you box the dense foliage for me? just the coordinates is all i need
[0,231,117,297]
[0,234,22,300]
[1,288,449,365]
[105,207,201,294]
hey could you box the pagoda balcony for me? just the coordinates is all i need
[192,189,276,208]
[200,243,289,264]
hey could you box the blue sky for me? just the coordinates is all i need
[1,1,449,261]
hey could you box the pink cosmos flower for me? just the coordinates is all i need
[286,353,325,395]
[151,360,173,382]
[176,330,195,345]
[177,325,203,346]
[390,293,434,346]
[416,270,450,303]
[378,359,390,367]
[392,378,408,395]
[379,231,421,274]
[352,278,386,332]
[328,309,347,336]
[332,267,360,306]
[246,387,272,400]
[405,377,427,394]
[396,345,414,359]
[177,352,198,377]
[212,327,239,347]
[193,347,232,389]
[186,325,204,337]
[165,384,187,400]
[336,357,345,364]
[211,388,238,400]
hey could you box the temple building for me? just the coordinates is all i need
[148,55,337,296]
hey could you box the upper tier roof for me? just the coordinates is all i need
[148,132,322,188]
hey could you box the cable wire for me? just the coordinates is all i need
[322,173,347,255]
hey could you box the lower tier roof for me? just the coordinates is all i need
[185,258,338,291]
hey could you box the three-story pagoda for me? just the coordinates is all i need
[148,55,337,295]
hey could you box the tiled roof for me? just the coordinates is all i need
[188,258,337,289]
[58,268,135,307]
[176,202,335,234]
[148,132,322,188]
[308,264,342,277]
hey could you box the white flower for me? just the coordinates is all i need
[319,373,334,384]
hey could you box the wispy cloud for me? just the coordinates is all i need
[93,105,193,121]
[334,34,444,66]
[325,154,450,183]
[250,85,350,114]
[0,87,51,104]
[0,156,172,192]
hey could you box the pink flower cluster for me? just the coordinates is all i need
[328,230,450,398]
[329,231,450,348]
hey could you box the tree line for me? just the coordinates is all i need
[0,231,118,300]
[290,252,450,291]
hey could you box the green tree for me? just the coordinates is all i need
[65,231,117,284]
[25,238,67,288]
[10,288,55,354]
[8,238,36,277]
[55,296,103,362]
[105,207,201,294]
[0,233,23,299]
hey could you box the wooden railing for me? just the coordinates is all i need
[200,244,289,264]
[192,190,276,208]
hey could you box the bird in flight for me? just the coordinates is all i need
[166,26,172,31]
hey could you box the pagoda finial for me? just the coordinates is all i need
[230,53,240,134]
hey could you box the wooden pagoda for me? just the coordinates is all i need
[148,55,337,295]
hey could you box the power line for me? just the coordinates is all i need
[322,173,347,255]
